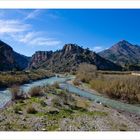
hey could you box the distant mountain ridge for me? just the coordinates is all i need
[1,39,140,72]
[29,44,122,72]
[0,40,30,71]
[98,40,140,70]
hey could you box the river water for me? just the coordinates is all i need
[0,76,140,115]
[0,76,67,108]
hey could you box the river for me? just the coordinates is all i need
[0,76,140,115]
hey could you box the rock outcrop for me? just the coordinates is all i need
[29,43,122,72]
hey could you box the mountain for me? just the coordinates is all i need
[29,44,122,72]
[0,40,30,71]
[98,40,140,70]
[28,51,53,69]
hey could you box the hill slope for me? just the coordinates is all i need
[0,40,30,71]
[99,40,140,70]
[29,44,122,72]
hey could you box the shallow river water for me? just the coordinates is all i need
[0,76,140,115]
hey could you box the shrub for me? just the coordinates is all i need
[14,106,22,114]
[10,85,24,100]
[26,105,37,114]
[28,86,43,97]
[73,79,81,86]
[59,91,76,106]
[76,63,97,83]
[52,82,60,89]
[51,97,63,107]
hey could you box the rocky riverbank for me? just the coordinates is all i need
[0,84,139,131]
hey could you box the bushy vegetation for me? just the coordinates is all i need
[0,69,53,88]
[28,86,43,97]
[90,75,140,103]
[10,85,25,100]
[75,63,140,104]
[76,63,97,83]
[26,105,37,114]
[73,79,81,86]
[52,82,60,89]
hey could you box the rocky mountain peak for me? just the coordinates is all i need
[29,43,122,72]
[28,51,53,69]
[98,40,140,70]
[112,40,132,50]
[62,44,83,54]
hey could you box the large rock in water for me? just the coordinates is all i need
[29,43,122,72]
[0,40,30,71]
[99,40,140,69]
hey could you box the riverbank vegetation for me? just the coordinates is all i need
[74,63,140,104]
[0,69,53,88]
[0,83,138,131]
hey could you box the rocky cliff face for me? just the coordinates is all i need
[99,40,140,69]
[29,44,122,72]
[28,51,53,69]
[0,40,17,71]
[0,40,30,71]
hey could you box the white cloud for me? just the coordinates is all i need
[30,37,61,46]
[24,10,41,20]
[13,31,61,46]
[18,32,37,43]
[0,18,61,47]
[92,46,104,52]
[0,19,30,34]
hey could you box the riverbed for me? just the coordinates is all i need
[0,76,140,115]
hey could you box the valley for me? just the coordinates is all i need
[0,39,140,131]
[0,75,140,131]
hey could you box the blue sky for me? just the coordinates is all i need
[0,9,140,56]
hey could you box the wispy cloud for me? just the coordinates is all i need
[0,19,30,34]
[0,12,61,47]
[24,10,41,20]
[12,31,61,46]
[30,37,61,46]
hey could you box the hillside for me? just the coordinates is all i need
[0,40,30,71]
[99,40,140,70]
[29,44,122,72]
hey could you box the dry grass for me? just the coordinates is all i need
[26,105,37,114]
[0,69,53,88]
[89,75,140,103]
[75,63,140,104]
[52,82,60,89]
[10,85,24,100]
[76,63,97,83]
[28,86,43,97]
[73,79,81,86]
